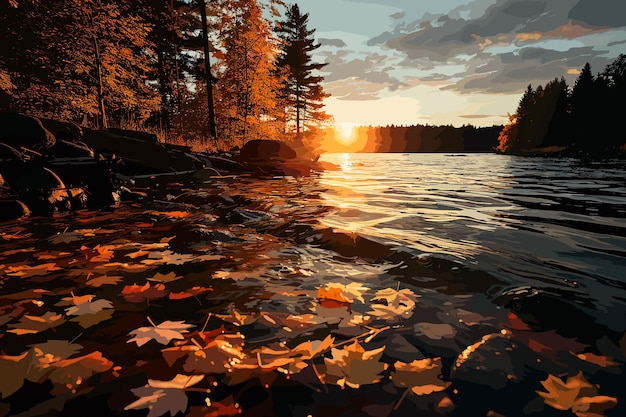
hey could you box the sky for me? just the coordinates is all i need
[296,0,626,130]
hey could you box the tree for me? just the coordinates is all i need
[275,3,330,135]
[213,0,285,147]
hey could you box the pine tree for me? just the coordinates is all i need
[275,4,330,135]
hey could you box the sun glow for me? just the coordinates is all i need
[335,122,357,144]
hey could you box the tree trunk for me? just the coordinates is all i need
[199,0,218,150]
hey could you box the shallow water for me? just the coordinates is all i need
[1,152,625,416]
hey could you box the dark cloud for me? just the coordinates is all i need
[568,0,626,28]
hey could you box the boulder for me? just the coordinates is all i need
[38,117,83,142]
[0,112,56,152]
[236,139,297,163]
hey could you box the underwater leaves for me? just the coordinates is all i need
[127,319,194,347]
[162,333,246,375]
[391,358,446,395]
[537,371,617,416]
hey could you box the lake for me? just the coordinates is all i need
[0,152,624,416]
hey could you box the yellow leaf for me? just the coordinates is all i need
[537,372,598,411]
[391,358,446,394]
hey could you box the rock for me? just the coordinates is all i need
[0,112,56,152]
[83,128,202,175]
[448,332,564,416]
[38,117,83,142]
[236,139,297,163]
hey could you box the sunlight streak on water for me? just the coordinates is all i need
[318,153,626,314]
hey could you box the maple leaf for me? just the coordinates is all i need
[368,286,419,321]
[7,311,65,335]
[128,319,194,347]
[323,341,387,388]
[317,282,368,307]
[48,351,113,393]
[148,271,182,283]
[121,282,168,303]
[162,333,247,374]
[124,375,204,417]
[537,371,617,416]
[169,286,213,300]
[391,358,446,395]
[86,274,122,287]
[0,350,35,398]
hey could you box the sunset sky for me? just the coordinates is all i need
[297,0,626,130]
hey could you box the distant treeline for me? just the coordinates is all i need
[497,54,626,158]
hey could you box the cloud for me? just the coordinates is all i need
[319,38,347,47]
[568,0,626,28]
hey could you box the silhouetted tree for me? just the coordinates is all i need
[275,4,330,135]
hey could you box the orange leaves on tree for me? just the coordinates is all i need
[537,371,617,416]
[391,358,447,395]
[322,341,387,389]
[127,318,194,347]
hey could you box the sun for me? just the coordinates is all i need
[335,122,357,144]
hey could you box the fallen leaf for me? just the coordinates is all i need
[537,371,617,416]
[86,274,122,287]
[162,333,246,374]
[368,286,419,321]
[7,311,65,335]
[317,282,368,304]
[5,263,62,278]
[391,358,446,395]
[148,271,182,283]
[0,350,34,397]
[48,351,113,393]
[65,299,113,316]
[124,374,204,417]
[121,282,167,303]
[323,341,387,388]
[169,286,212,300]
[128,320,194,347]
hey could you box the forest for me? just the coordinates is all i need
[496,54,626,158]
[0,0,330,153]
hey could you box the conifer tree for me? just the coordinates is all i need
[275,4,330,135]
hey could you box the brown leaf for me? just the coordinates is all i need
[7,311,65,335]
[537,372,598,411]
[127,320,194,347]
[121,282,167,303]
[391,358,446,395]
[323,341,387,388]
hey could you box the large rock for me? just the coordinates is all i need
[236,139,297,163]
[0,112,56,152]
[38,117,83,142]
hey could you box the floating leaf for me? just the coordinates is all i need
[121,282,167,303]
[323,341,387,388]
[124,375,204,417]
[537,371,617,416]
[368,286,419,321]
[317,282,368,309]
[128,319,194,347]
[148,271,182,283]
[0,350,34,397]
[162,333,246,374]
[86,274,122,287]
[7,311,65,335]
